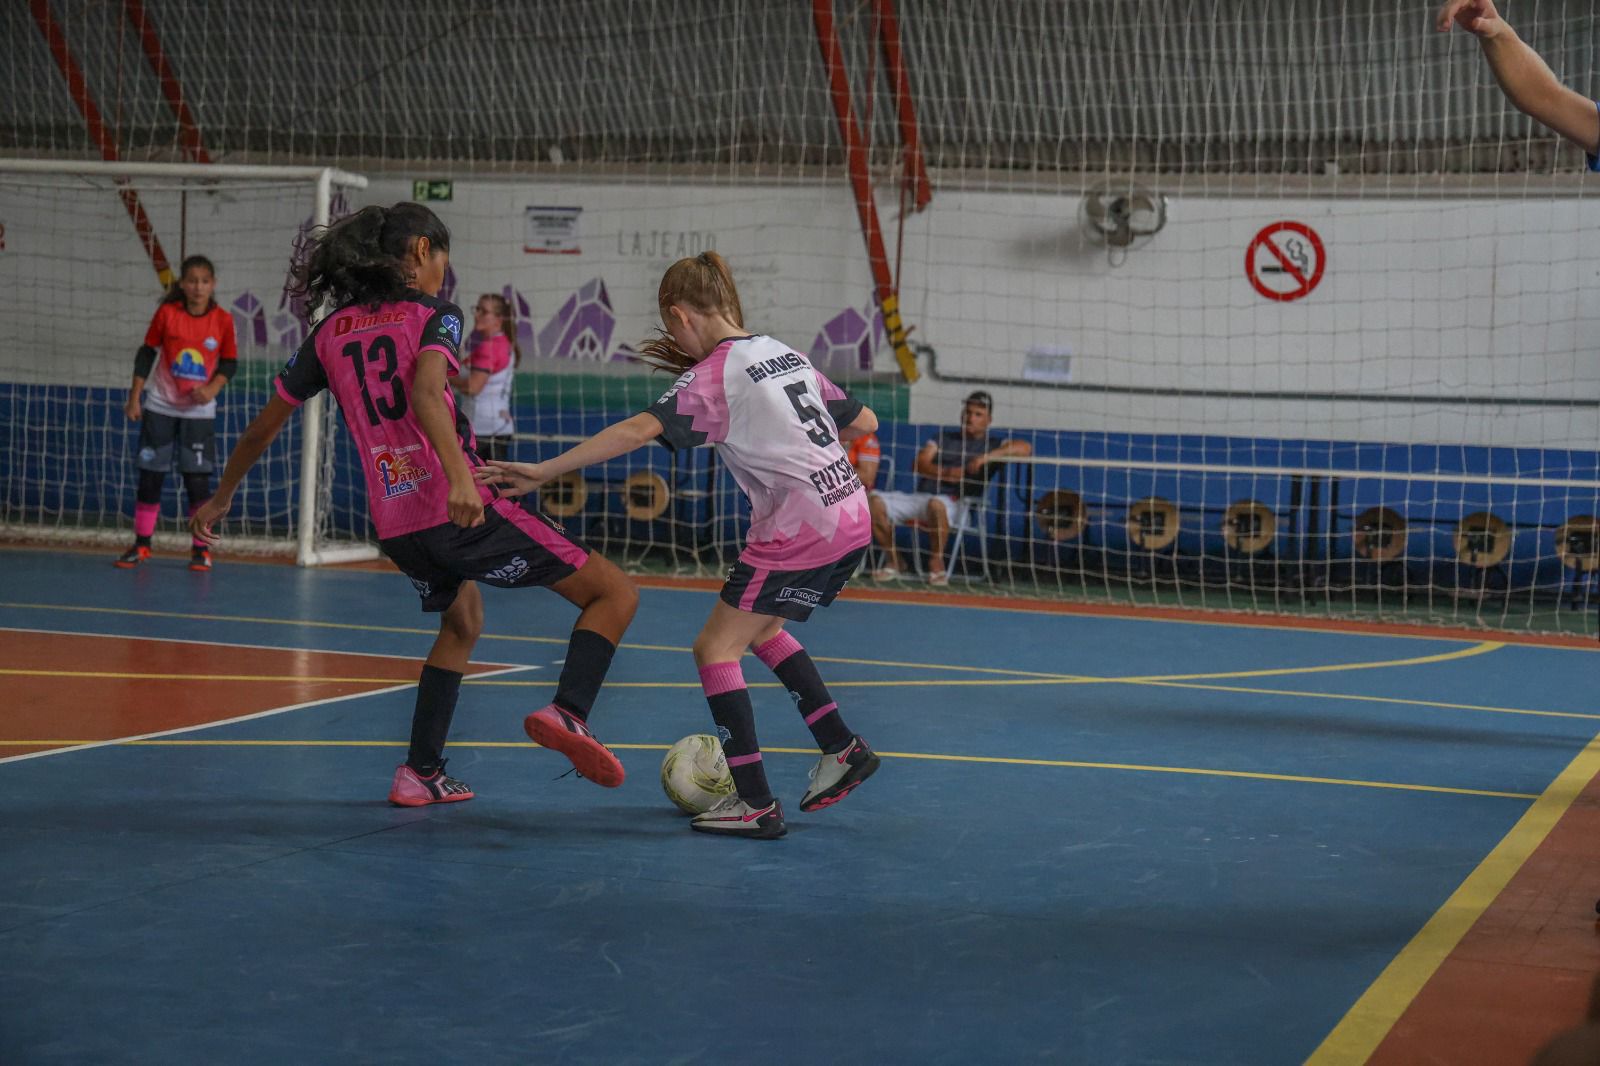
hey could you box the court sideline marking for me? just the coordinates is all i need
[0,664,537,765]
[0,737,1541,801]
[1306,730,1600,1063]
[0,600,1506,688]
[3,613,1574,728]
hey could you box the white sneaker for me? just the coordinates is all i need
[690,793,787,839]
[800,735,881,812]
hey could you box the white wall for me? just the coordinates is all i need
[3,171,1595,450]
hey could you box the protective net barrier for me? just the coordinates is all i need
[3,1,1597,632]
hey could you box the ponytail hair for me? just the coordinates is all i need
[161,254,217,307]
[636,250,744,373]
[288,202,450,311]
[479,293,522,367]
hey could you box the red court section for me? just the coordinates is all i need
[1369,768,1600,1064]
[0,630,503,758]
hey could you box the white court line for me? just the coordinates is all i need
[0,664,537,766]
[0,624,536,669]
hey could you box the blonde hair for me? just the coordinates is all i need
[637,251,744,373]
[478,292,522,366]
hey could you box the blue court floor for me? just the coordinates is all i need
[1,547,1595,1064]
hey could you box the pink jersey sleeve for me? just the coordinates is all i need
[469,334,512,374]
[641,347,730,449]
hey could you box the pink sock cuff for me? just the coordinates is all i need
[725,752,763,767]
[698,661,746,698]
[803,701,839,725]
[133,502,159,538]
[753,631,803,670]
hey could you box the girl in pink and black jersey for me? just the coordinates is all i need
[479,252,882,839]
[115,255,237,572]
[449,292,520,462]
[190,203,638,808]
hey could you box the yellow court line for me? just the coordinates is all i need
[461,640,1504,689]
[1113,641,1502,683]
[1306,730,1600,1064]
[0,600,1506,684]
[0,738,1538,800]
[0,639,1506,692]
[0,602,1063,676]
[1134,679,1600,722]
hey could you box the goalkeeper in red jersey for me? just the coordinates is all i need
[115,255,237,572]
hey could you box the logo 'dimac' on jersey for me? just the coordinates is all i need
[374,447,433,499]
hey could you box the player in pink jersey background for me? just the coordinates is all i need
[190,203,638,808]
[479,251,882,839]
[449,292,520,462]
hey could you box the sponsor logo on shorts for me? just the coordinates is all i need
[374,446,433,499]
[138,447,157,463]
[409,577,432,597]
[775,586,822,607]
[483,556,530,583]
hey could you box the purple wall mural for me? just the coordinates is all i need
[535,278,621,362]
[807,300,885,378]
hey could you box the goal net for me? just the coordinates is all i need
[0,161,372,564]
[6,2,1599,634]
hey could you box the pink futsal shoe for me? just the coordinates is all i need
[523,704,626,787]
[388,763,475,807]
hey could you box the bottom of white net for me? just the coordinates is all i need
[0,524,379,565]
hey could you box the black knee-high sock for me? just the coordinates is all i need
[698,661,772,804]
[753,631,852,753]
[407,664,463,775]
[183,473,212,549]
[552,628,616,722]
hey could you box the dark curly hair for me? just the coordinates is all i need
[288,202,450,311]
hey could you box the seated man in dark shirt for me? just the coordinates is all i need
[867,390,1031,585]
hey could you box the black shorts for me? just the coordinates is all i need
[137,412,216,474]
[474,435,513,463]
[719,545,869,622]
[380,498,593,612]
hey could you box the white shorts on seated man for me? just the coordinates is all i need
[867,390,1032,586]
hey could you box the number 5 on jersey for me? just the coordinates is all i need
[784,381,835,448]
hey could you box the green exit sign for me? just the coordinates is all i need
[412,180,453,202]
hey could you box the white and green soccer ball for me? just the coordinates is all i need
[660,734,736,815]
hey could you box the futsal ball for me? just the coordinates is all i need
[660,734,736,815]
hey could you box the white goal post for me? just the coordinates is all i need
[0,159,373,566]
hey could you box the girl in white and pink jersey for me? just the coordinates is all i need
[191,203,639,808]
[479,251,881,839]
[449,292,519,461]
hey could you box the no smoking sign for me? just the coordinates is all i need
[1245,221,1325,302]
